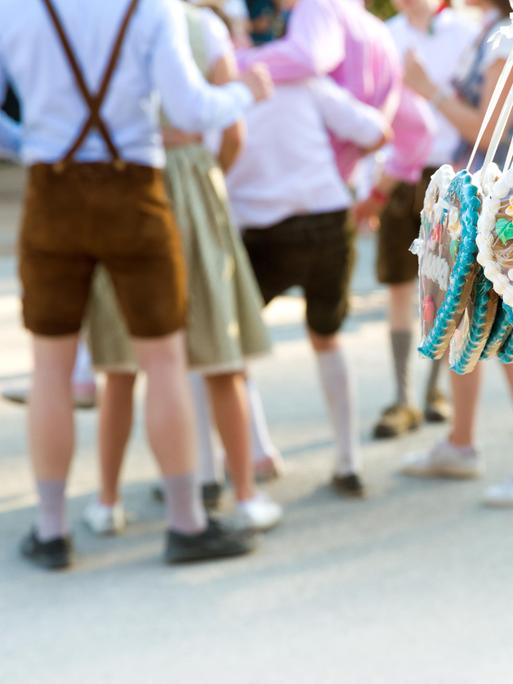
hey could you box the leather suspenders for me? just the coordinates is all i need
[40,0,139,169]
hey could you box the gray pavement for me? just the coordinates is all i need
[2,166,513,683]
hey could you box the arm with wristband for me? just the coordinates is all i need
[353,86,435,227]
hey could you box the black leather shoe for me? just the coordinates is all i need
[20,529,72,570]
[152,482,224,510]
[332,473,366,498]
[164,518,256,564]
[201,482,223,510]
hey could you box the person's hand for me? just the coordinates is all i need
[403,50,437,100]
[352,190,388,231]
[352,199,382,232]
[361,122,394,155]
[241,63,274,102]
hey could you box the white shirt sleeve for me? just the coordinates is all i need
[201,9,233,71]
[308,77,386,147]
[482,29,513,71]
[0,62,6,104]
[223,0,249,20]
[0,63,20,160]
[0,111,22,160]
[150,0,253,133]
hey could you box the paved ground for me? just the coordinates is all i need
[2,165,513,684]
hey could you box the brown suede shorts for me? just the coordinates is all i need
[19,163,187,338]
[243,210,353,336]
[376,167,437,285]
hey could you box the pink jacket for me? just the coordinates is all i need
[238,0,434,182]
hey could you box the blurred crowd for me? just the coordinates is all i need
[1,0,513,571]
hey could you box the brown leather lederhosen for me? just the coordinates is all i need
[377,166,438,285]
[19,0,187,338]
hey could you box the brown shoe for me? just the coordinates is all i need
[373,404,422,439]
[424,389,451,423]
[332,473,366,498]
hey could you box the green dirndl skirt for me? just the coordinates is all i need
[86,144,271,374]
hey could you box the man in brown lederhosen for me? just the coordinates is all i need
[0,0,271,569]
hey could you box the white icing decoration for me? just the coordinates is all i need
[495,273,510,295]
[476,235,488,251]
[481,246,493,261]
[484,263,501,280]
[496,179,510,197]
[422,252,450,291]
[503,285,513,306]
[508,268,513,281]
[476,252,487,267]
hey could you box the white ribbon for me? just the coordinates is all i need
[468,9,513,172]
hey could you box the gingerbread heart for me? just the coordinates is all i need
[477,168,513,314]
[416,166,481,360]
[449,269,498,374]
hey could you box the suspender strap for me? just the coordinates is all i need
[41,0,139,166]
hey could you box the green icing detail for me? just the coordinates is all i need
[496,218,513,245]
[450,238,460,260]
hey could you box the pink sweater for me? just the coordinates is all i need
[238,0,434,182]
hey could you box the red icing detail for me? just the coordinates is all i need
[423,296,436,325]
[431,223,442,242]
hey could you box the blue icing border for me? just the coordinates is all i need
[450,270,497,374]
[503,302,513,327]
[498,327,513,363]
[418,170,481,360]
[481,301,512,359]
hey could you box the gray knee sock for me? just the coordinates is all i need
[425,358,443,400]
[162,472,207,535]
[391,330,413,405]
[36,480,67,541]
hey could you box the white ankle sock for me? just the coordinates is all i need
[246,377,277,463]
[72,340,95,386]
[189,373,224,485]
[162,472,207,535]
[36,480,67,541]
[315,347,359,476]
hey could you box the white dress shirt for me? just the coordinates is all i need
[387,9,477,167]
[0,0,253,167]
[227,79,385,228]
[0,111,21,160]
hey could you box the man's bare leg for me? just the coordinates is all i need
[132,332,206,535]
[29,334,78,541]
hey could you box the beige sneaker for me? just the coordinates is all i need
[401,440,482,479]
[373,404,422,439]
